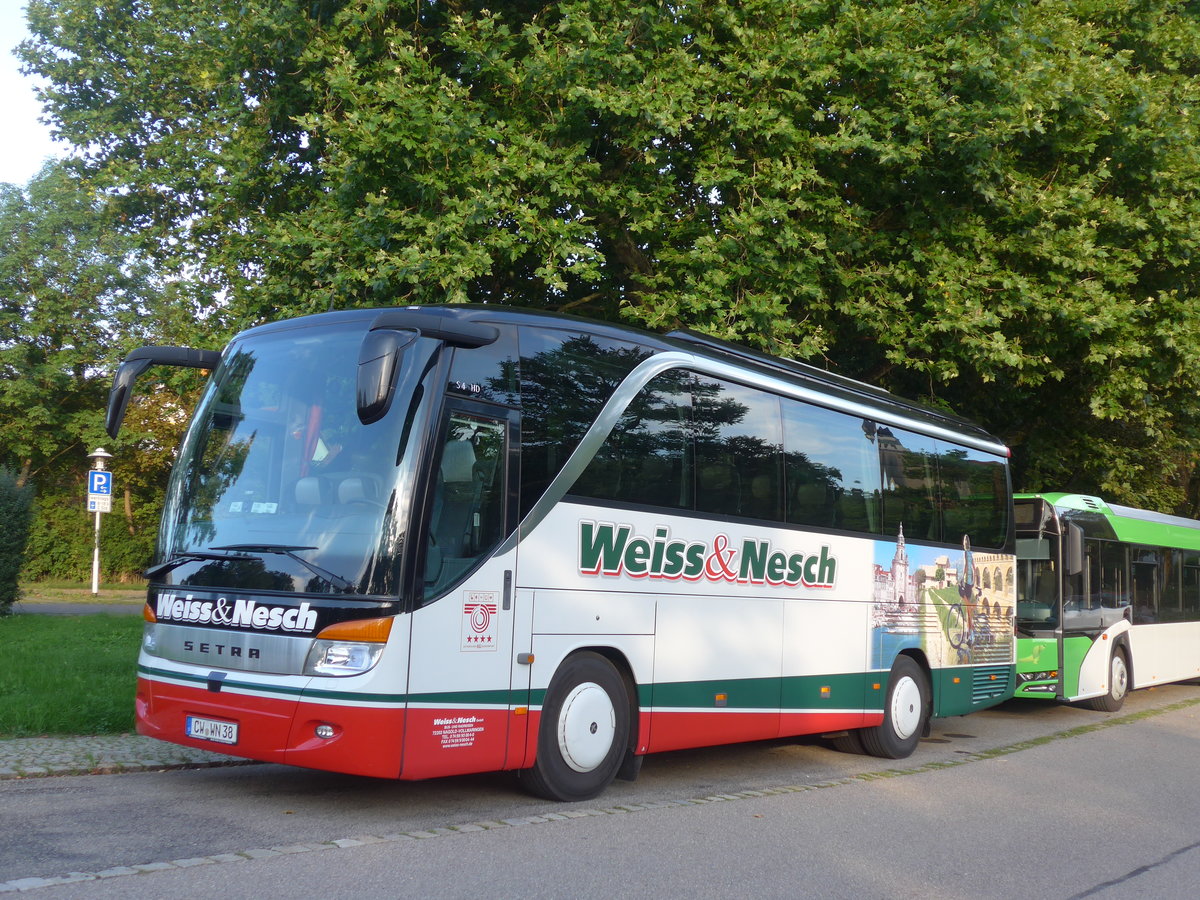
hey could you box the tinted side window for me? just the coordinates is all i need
[782,401,881,533]
[518,330,651,516]
[1183,553,1200,620]
[692,377,782,521]
[571,370,693,510]
[879,427,940,542]
[938,446,1010,549]
[447,327,519,404]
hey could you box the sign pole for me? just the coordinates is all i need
[92,506,102,595]
[87,448,114,597]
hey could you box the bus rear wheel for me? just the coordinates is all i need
[518,652,631,802]
[1081,646,1129,712]
[860,656,928,759]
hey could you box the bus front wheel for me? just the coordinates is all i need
[861,656,928,759]
[518,652,631,802]
[1081,646,1129,713]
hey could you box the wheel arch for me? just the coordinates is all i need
[1111,633,1133,689]
[572,645,641,753]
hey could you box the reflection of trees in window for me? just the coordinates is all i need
[692,377,781,520]
[177,350,258,546]
[572,369,693,509]
[784,405,880,532]
[517,333,651,515]
[179,558,296,592]
[879,426,939,542]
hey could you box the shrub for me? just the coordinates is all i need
[0,469,35,614]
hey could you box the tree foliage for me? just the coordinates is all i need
[0,160,198,580]
[0,469,35,613]
[14,0,1200,538]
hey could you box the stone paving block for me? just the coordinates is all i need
[132,862,175,873]
[96,866,140,878]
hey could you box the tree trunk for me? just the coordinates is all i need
[124,487,136,535]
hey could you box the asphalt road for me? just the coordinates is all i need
[5,684,1200,898]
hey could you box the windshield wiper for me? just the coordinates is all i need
[210,544,357,593]
[144,550,243,580]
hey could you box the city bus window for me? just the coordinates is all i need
[422,411,508,602]
[570,370,693,510]
[1131,548,1159,624]
[937,446,1009,550]
[1183,553,1200,620]
[518,330,651,517]
[692,377,782,522]
[781,401,880,534]
[879,427,939,542]
[447,328,519,404]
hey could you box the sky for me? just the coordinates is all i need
[1,2,66,187]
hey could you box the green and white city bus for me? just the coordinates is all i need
[108,305,1015,800]
[1015,493,1200,710]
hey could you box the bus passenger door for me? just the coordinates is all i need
[401,402,523,780]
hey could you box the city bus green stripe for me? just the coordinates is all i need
[142,663,1012,715]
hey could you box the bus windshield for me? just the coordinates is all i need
[156,321,435,596]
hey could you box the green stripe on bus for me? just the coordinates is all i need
[141,663,1012,716]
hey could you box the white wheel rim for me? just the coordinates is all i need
[557,682,616,773]
[890,675,922,740]
[1112,655,1129,700]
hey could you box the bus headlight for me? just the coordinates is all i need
[142,623,159,657]
[302,616,393,677]
[304,640,385,676]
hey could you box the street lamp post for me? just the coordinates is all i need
[86,448,114,596]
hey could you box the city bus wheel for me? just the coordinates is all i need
[1082,646,1129,712]
[518,652,631,802]
[860,656,928,759]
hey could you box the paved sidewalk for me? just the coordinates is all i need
[0,734,251,779]
[4,593,250,780]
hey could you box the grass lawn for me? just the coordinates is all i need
[0,614,143,737]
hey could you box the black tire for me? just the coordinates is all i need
[860,656,928,759]
[1081,645,1130,712]
[518,652,631,802]
[828,730,866,755]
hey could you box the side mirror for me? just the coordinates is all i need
[106,346,221,438]
[1064,523,1085,577]
[356,329,419,425]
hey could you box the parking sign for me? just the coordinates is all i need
[87,470,114,513]
[88,470,113,495]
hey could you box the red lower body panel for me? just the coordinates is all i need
[646,710,880,754]
[137,676,405,779]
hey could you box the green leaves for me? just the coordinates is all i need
[13,0,1200,517]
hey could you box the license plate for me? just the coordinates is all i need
[186,715,239,745]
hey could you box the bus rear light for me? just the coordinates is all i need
[143,603,157,623]
[316,616,394,643]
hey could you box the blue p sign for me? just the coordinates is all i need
[88,470,112,495]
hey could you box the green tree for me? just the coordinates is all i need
[0,468,35,613]
[0,160,197,580]
[20,1,1200,512]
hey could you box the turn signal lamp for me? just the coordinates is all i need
[303,616,394,677]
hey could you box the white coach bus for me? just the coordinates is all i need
[107,305,1015,800]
